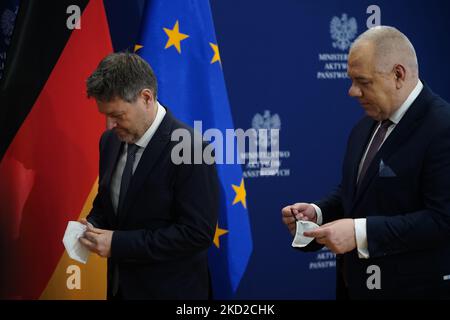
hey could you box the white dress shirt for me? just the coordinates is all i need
[313,80,423,258]
[110,101,166,213]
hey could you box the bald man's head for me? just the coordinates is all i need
[351,26,419,80]
[347,26,420,121]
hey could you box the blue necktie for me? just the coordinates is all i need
[117,143,139,214]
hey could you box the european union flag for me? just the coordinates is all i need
[136,0,253,298]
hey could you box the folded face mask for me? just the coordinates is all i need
[291,220,319,248]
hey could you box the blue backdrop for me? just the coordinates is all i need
[103,0,450,299]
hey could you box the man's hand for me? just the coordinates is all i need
[79,218,113,258]
[303,218,356,254]
[281,203,317,236]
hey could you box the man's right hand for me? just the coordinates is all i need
[281,203,317,236]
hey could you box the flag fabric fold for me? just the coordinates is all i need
[136,0,253,298]
[0,0,112,299]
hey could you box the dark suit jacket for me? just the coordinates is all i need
[87,108,219,300]
[307,84,450,299]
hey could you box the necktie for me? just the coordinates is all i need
[358,119,393,185]
[117,143,139,214]
[112,143,138,297]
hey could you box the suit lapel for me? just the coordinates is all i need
[101,135,123,190]
[351,85,431,208]
[117,110,174,225]
[98,132,122,217]
[348,118,377,202]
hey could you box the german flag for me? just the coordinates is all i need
[0,0,113,299]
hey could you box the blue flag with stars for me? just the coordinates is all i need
[136,0,253,298]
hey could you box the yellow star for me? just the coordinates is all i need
[213,224,228,248]
[209,42,221,64]
[134,44,143,52]
[232,178,247,208]
[163,20,189,54]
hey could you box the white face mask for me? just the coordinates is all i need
[292,220,320,248]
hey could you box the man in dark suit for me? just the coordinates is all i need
[79,52,219,300]
[282,26,450,299]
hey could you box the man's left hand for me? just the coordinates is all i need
[303,219,356,254]
[79,221,113,258]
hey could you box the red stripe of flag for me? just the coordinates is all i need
[0,0,112,299]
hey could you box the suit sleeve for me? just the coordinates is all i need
[299,124,357,252]
[367,126,450,258]
[315,185,346,224]
[314,123,356,225]
[86,131,110,229]
[111,159,219,262]
[86,189,109,229]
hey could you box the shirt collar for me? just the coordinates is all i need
[134,101,167,149]
[389,79,423,125]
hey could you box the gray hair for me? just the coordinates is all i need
[351,26,419,77]
[86,52,158,103]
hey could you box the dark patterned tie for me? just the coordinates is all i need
[358,119,393,185]
[112,143,138,296]
[117,143,139,214]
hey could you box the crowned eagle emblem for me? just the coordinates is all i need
[330,13,358,51]
[251,110,280,149]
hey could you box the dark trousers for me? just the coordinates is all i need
[107,286,123,301]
